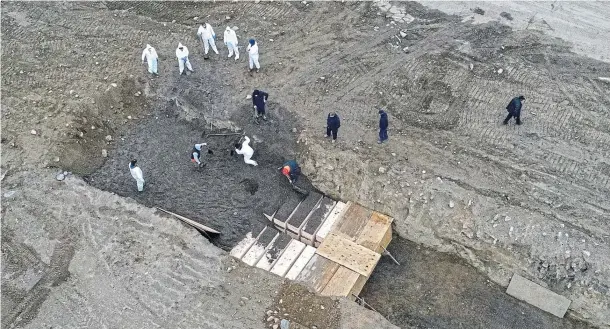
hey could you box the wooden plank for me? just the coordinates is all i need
[242,229,278,266]
[316,233,381,277]
[156,207,220,234]
[320,266,360,297]
[506,274,571,318]
[286,192,323,232]
[295,254,340,293]
[271,240,307,277]
[302,198,336,237]
[285,246,317,280]
[274,195,302,224]
[350,274,368,298]
[229,226,267,259]
[334,203,372,240]
[356,212,393,252]
[256,233,292,271]
[315,201,348,242]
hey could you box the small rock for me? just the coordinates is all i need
[320,305,325,309]
[449,200,455,208]
[504,216,512,221]
[497,68,503,74]
[272,325,278,329]
[399,31,407,38]
[193,16,199,20]
[227,267,233,273]
[266,310,273,316]
[403,47,410,53]
[102,149,108,157]
[292,128,297,133]
[378,167,386,174]
[469,63,474,70]
[69,90,75,95]
[3,191,16,198]
[246,94,252,99]
[269,39,274,42]
[422,170,426,174]
[111,83,118,87]
[226,15,231,20]
[30,129,37,135]
[54,157,60,162]
[279,299,282,304]
[56,173,65,181]
[105,135,113,141]
[391,152,396,156]
[267,316,274,322]
[127,116,132,120]
[232,26,239,31]
[91,125,96,130]
[319,76,325,80]
[254,0,260,3]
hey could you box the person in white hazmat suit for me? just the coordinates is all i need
[224,26,239,60]
[197,23,219,56]
[176,43,194,75]
[141,44,158,75]
[129,160,145,192]
[233,136,258,166]
[246,39,260,72]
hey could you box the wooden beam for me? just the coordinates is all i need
[316,233,381,277]
[156,207,220,234]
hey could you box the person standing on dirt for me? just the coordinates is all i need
[503,95,525,125]
[280,160,301,185]
[224,26,239,61]
[141,44,158,75]
[190,142,208,167]
[378,109,389,144]
[176,43,194,75]
[197,22,219,57]
[325,112,341,143]
[252,89,269,121]
[129,160,145,192]
[246,39,260,73]
[234,136,258,166]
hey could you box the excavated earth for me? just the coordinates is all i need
[2,1,609,329]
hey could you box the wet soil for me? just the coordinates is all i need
[87,100,315,248]
[360,235,595,329]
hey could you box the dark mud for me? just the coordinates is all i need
[360,236,594,329]
[87,100,314,248]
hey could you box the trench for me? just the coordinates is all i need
[86,98,316,249]
[360,235,595,329]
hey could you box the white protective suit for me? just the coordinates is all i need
[223,27,239,60]
[141,44,158,74]
[235,136,258,166]
[197,23,219,55]
[129,162,145,192]
[176,43,193,74]
[246,41,260,70]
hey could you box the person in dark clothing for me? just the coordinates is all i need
[503,95,525,125]
[252,89,269,121]
[280,160,301,184]
[325,112,341,143]
[378,109,389,144]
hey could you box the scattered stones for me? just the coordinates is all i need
[30,129,37,135]
[105,135,113,141]
[449,200,455,208]
[399,31,407,38]
[56,173,65,181]
[497,68,503,74]
[102,149,108,157]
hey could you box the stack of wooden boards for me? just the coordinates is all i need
[230,197,393,299]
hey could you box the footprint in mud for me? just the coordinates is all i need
[240,178,259,195]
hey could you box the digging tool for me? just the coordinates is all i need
[381,245,400,265]
[291,182,309,196]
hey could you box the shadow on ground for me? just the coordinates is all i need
[360,235,594,329]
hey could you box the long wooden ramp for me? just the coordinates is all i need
[231,199,393,299]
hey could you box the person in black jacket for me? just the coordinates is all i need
[503,95,525,125]
[378,109,389,144]
[325,112,341,143]
[252,89,269,121]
